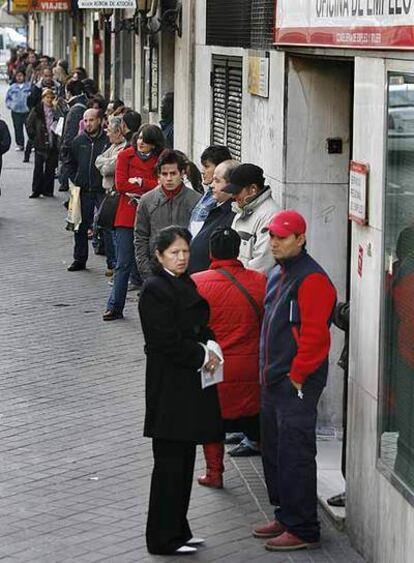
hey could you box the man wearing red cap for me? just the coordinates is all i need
[253,210,337,552]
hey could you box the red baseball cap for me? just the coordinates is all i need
[266,210,307,237]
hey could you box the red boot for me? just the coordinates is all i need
[197,442,224,488]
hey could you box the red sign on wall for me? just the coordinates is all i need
[30,0,70,11]
[274,0,414,50]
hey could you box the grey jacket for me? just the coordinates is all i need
[134,185,201,278]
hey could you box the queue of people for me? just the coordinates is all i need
[4,49,339,557]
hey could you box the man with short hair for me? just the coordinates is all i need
[189,145,232,238]
[134,149,201,279]
[66,109,109,271]
[253,210,336,552]
[223,164,280,275]
[188,159,239,273]
[59,79,88,191]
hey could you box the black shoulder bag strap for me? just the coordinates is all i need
[216,268,262,323]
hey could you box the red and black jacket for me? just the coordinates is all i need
[260,250,337,386]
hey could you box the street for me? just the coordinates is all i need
[0,89,364,562]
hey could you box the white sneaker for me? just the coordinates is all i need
[186,537,205,546]
[175,545,197,554]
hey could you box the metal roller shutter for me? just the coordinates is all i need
[211,56,243,161]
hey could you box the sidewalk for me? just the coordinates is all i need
[0,98,364,562]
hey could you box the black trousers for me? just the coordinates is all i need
[261,372,326,543]
[146,439,196,554]
[73,191,105,264]
[11,111,28,148]
[32,150,57,196]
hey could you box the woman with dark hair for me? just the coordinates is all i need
[138,225,223,555]
[102,124,165,320]
[71,66,88,81]
[26,88,59,198]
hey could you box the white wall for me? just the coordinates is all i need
[174,0,195,154]
[192,0,285,204]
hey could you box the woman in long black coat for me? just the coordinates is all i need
[26,88,59,198]
[138,225,223,556]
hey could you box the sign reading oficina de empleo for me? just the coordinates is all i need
[78,0,134,7]
[274,0,414,49]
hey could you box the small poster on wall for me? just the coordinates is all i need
[248,55,270,98]
[349,161,369,225]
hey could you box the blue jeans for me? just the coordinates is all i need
[103,229,117,269]
[74,191,104,264]
[106,227,141,313]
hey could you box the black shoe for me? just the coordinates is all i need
[29,193,40,199]
[228,443,261,457]
[327,492,346,507]
[58,185,69,192]
[23,158,30,163]
[67,261,86,272]
[102,310,124,321]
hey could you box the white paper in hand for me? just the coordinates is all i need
[201,364,224,389]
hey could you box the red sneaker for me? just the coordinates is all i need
[265,531,320,551]
[252,520,285,538]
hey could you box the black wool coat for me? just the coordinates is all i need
[138,269,223,443]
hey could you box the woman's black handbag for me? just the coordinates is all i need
[96,191,120,229]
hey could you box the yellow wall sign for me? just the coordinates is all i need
[9,0,31,13]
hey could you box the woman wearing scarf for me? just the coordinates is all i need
[26,88,58,198]
[103,124,165,321]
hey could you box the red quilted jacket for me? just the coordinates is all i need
[114,146,159,228]
[192,259,266,419]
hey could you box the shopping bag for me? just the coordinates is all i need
[66,182,82,232]
[95,190,120,230]
[52,116,65,137]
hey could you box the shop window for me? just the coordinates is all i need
[380,72,414,496]
[211,56,242,161]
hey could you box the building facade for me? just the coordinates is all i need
[26,1,414,561]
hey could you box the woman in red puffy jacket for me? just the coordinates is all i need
[192,227,267,488]
[103,124,165,321]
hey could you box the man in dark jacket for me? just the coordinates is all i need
[253,210,336,552]
[67,109,108,271]
[134,149,201,279]
[188,159,238,274]
[59,79,88,191]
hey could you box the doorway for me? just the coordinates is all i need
[285,55,353,434]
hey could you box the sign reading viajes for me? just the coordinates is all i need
[274,0,414,49]
[78,0,134,7]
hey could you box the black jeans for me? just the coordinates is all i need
[32,149,58,196]
[146,439,196,554]
[261,371,326,543]
[73,191,104,264]
[11,111,28,148]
